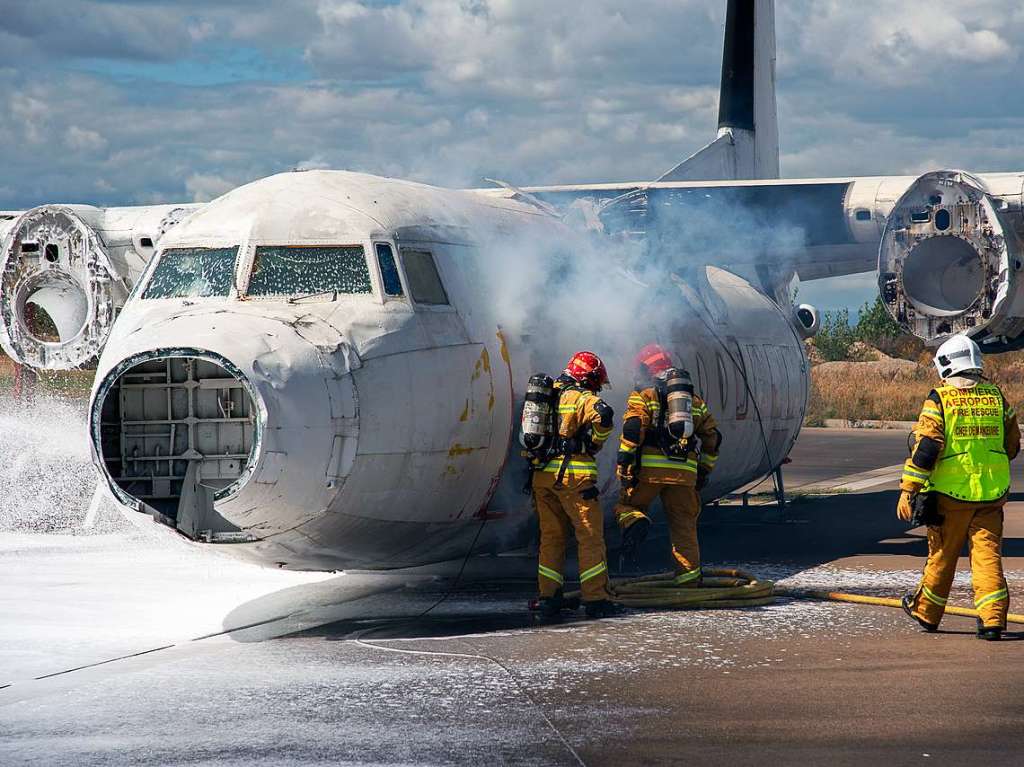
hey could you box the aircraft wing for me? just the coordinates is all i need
[477,168,1024,352]
[472,175,908,281]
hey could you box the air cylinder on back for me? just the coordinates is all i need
[664,368,695,440]
[520,374,555,452]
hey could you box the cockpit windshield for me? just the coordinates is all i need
[142,247,238,299]
[246,246,372,298]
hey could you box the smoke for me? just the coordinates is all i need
[468,187,808,388]
[0,393,125,533]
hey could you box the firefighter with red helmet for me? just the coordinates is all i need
[613,344,721,581]
[527,351,617,620]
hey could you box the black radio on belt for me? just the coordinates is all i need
[910,492,943,527]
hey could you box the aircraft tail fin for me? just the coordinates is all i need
[658,0,779,182]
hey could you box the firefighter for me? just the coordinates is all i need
[613,344,721,582]
[530,351,617,620]
[899,334,1020,640]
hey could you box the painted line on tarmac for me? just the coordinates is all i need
[726,464,904,505]
[782,463,904,495]
[824,463,905,493]
[827,466,901,491]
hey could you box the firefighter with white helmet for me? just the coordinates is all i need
[899,334,1020,640]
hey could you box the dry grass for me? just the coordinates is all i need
[0,351,95,400]
[807,350,1024,425]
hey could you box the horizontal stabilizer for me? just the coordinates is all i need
[658,131,749,183]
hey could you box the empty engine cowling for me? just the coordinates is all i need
[792,303,820,339]
[878,170,1024,351]
[0,205,128,369]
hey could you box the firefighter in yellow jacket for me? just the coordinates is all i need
[613,344,721,582]
[530,351,617,620]
[899,335,1020,640]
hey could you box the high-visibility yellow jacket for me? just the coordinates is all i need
[534,378,614,482]
[618,387,720,486]
[902,381,1020,502]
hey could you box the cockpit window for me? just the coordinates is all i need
[142,247,238,299]
[375,243,404,297]
[401,249,449,306]
[246,246,372,297]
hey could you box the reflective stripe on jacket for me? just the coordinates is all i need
[619,387,718,486]
[536,383,612,481]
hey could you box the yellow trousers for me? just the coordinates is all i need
[614,480,702,583]
[532,472,610,602]
[909,495,1009,629]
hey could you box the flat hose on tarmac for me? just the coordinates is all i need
[564,567,775,609]
[610,567,775,609]
[567,567,1024,624]
[776,587,1024,625]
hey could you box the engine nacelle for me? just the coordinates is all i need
[0,203,199,370]
[0,205,127,370]
[879,170,1024,351]
[792,303,820,339]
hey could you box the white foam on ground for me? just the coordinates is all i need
[0,531,335,684]
[0,394,124,533]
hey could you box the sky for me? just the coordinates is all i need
[2,0,1023,311]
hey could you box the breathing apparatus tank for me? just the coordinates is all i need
[520,374,556,453]
[660,368,694,441]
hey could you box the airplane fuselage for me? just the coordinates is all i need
[88,170,808,570]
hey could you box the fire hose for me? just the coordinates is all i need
[564,567,1024,624]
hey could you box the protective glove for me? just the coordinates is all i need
[897,489,916,522]
[617,451,638,487]
[696,466,710,491]
[618,465,638,489]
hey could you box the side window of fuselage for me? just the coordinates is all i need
[715,351,729,412]
[375,243,404,298]
[730,337,749,421]
[401,249,449,306]
[694,354,708,402]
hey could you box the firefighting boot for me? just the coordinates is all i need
[901,594,938,633]
[534,590,580,622]
[976,619,1003,641]
[618,518,651,573]
[583,599,621,619]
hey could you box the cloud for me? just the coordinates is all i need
[0,0,194,62]
[780,0,1020,87]
[9,92,48,143]
[185,173,239,202]
[65,126,108,153]
[307,0,722,101]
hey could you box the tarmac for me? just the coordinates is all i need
[2,427,1024,766]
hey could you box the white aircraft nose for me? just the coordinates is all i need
[89,308,359,546]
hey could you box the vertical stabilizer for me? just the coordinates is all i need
[658,0,779,182]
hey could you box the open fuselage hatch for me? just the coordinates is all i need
[96,355,258,541]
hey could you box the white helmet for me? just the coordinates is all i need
[934,335,983,379]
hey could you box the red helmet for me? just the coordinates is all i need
[635,343,674,378]
[564,351,610,391]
